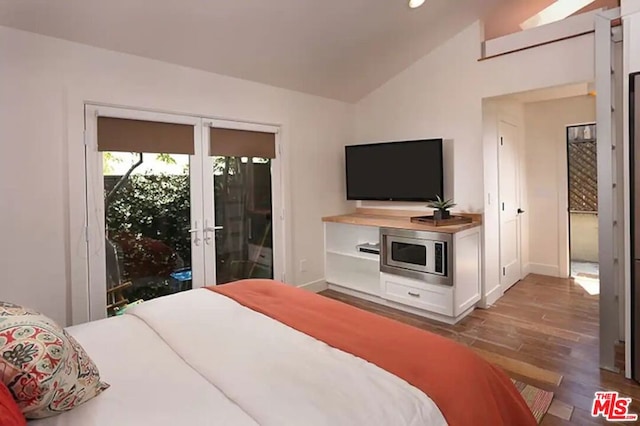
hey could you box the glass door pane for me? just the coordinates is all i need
[103,151,193,315]
[211,156,274,284]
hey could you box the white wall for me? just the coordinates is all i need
[524,95,596,276]
[356,22,594,210]
[622,0,640,16]
[626,12,640,73]
[0,25,355,326]
[355,21,595,303]
[571,213,599,263]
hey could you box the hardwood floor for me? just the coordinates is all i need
[320,274,640,425]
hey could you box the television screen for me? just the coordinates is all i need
[345,139,443,201]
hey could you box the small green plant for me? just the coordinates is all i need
[427,195,456,211]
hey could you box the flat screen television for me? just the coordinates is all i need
[345,139,443,201]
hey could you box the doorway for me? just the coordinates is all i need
[566,123,599,295]
[85,106,283,319]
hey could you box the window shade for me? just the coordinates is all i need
[210,127,276,158]
[97,117,195,154]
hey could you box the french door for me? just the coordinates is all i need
[85,106,282,320]
[202,120,282,286]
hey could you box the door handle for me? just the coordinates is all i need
[189,221,201,246]
[517,208,525,214]
[203,220,224,245]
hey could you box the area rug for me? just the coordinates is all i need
[511,379,555,423]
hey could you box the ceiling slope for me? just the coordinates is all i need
[0,0,505,102]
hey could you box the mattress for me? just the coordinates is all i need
[29,288,446,426]
[29,313,256,426]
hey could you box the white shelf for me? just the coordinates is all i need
[327,279,379,297]
[325,222,379,254]
[325,250,379,296]
[326,249,379,262]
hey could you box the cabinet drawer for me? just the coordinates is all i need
[381,275,453,316]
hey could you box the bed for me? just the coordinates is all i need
[29,279,535,426]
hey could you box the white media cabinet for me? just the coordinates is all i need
[323,209,482,324]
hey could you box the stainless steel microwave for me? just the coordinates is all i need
[380,227,452,286]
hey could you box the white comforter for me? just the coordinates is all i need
[31,288,446,426]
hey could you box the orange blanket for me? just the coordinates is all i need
[208,280,536,426]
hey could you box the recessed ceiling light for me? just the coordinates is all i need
[409,0,425,9]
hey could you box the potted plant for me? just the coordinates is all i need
[428,195,456,220]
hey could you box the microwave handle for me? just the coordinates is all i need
[434,242,446,275]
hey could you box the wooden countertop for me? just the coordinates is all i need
[322,208,482,234]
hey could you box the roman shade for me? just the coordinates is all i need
[210,127,276,159]
[97,117,195,154]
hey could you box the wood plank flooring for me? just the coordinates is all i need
[320,274,640,425]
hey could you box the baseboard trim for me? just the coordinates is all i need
[522,263,531,277]
[481,284,503,308]
[528,263,561,277]
[298,280,328,293]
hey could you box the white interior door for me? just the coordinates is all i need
[498,120,522,291]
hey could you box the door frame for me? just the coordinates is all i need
[564,122,598,279]
[630,72,639,381]
[81,105,286,322]
[497,119,523,292]
[202,118,285,287]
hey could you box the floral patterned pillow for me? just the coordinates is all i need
[0,301,109,419]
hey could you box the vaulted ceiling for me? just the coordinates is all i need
[0,0,506,102]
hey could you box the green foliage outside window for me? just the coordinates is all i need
[105,174,191,300]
